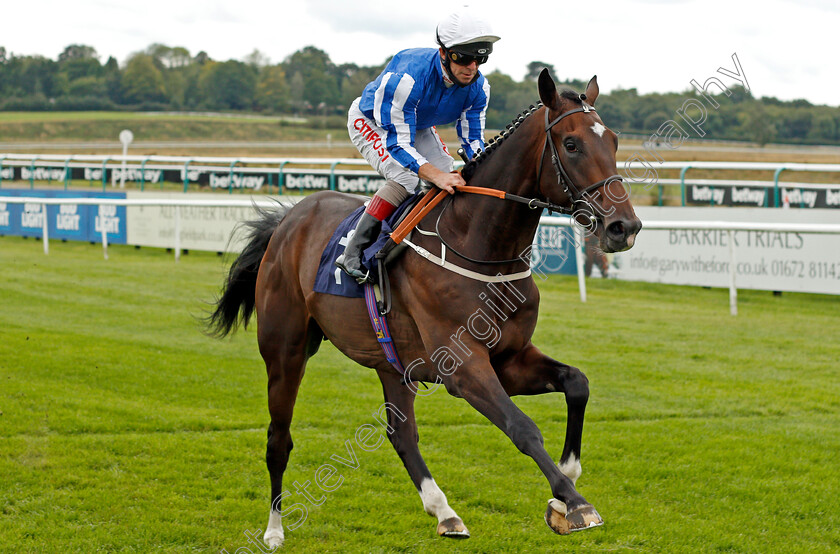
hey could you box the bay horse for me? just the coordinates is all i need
[208,69,641,548]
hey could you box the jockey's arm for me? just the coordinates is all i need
[418,163,464,194]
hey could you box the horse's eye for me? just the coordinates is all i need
[565,141,578,153]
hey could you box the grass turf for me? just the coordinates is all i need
[1,235,838,553]
[0,111,333,144]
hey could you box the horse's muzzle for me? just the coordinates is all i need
[603,217,642,252]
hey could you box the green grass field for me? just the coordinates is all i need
[1,236,839,553]
[0,111,337,144]
[0,112,293,123]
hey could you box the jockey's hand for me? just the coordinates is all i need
[418,163,463,194]
[434,172,464,194]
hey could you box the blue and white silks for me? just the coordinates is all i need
[357,48,490,174]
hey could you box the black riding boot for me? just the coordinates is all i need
[335,212,381,282]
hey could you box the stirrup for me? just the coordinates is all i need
[335,255,372,284]
[353,269,372,284]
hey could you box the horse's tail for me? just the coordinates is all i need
[205,202,293,338]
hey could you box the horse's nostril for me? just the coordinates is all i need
[607,221,625,238]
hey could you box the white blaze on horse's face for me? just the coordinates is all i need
[590,123,607,138]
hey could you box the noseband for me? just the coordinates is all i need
[536,103,623,217]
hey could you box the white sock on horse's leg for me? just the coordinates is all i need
[558,455,582,485]
[264,510,284,548]
[418,478,459,522]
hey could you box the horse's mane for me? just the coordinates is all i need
[462,88,585,183]
[461,101,541,182]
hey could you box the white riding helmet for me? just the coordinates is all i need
[435,10,500,53]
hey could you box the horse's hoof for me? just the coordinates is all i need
[567,504,604,532]
[544,499,603,535]
[437,517,470,539]
[263,531,284,549]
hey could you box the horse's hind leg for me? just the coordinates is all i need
[260,306,321,548]
[377,370,470,538]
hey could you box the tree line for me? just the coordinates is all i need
[1,44,838,145]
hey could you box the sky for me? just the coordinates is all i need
[4,0,839,106]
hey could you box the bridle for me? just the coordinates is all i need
[536,102,623,217]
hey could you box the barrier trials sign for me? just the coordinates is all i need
[614,207,840,295]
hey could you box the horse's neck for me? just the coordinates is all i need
[453,196,542,268]
[443,126,545,269]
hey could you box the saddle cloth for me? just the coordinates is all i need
[313,194,420,298]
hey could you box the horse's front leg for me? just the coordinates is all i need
[496,342,590,487]
[449,355,602,535]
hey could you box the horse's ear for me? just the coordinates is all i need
[584,75,599,106]
[538,68,558,109]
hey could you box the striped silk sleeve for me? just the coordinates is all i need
[372,72,428,174]
[456,78,491,160]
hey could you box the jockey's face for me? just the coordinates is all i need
[439,48,479,86]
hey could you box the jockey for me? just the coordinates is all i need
[336,9,500,282]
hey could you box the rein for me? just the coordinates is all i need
[453,184,571,215]
[433,194,528,266]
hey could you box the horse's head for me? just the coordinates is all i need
[536,69,641,252]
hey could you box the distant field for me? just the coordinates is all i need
[1,235,838,553]
[1,110,839,162]
[0,111,297,123]
[0,110,838,204]
[0,111,337,146]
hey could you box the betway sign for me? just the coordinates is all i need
[208,173,266,190]
[686,184,840,209]
[283,174,386,192]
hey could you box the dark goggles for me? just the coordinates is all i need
[447,50,489,66]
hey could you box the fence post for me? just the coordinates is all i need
[29,157,39,189]
[679,165,691,206]
[0,155,6,187]
[183,159,193,192]
[140,158,149,191]
[574,225,587,303]
[329,161,339,191]
[727,229,737,316]
[42,202,49,255]
[278,161,289,195]
[174,205,181,262]
[228,160,239,194]
[101,204,109,260]
[773,166,786,208]
[101,158,110,191]
[64,157,72,190]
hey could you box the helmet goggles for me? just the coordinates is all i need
[447,50,489,66]
[445,41,493,66]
